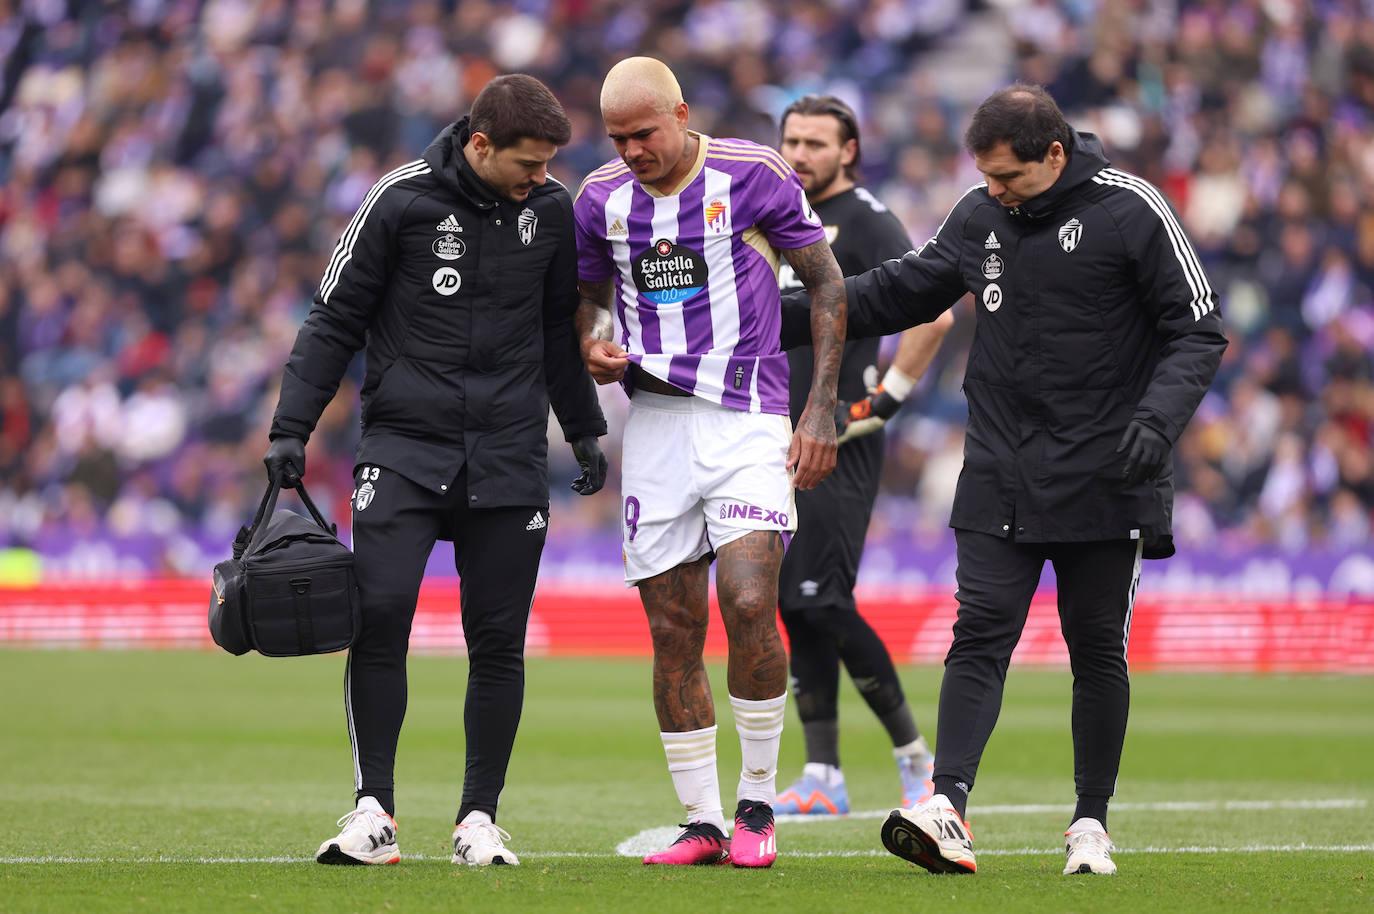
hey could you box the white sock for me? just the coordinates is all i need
[356,796,386,815]
[802,761,845,787]
[730,693,787,804]
[459,810,492,827]
[894,736,932,760]
[660,726,726,832]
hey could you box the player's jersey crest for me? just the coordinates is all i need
[705,198,729,233]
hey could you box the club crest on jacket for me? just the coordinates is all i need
[518,207,537,245]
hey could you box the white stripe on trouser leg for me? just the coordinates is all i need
[345,652,362,792]
[1123,539,1142,661]
[660,726,723,827]
[730,693,786,804]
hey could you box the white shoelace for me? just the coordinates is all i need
[1069,829,1114,857]
[457,821,512,847]
[336,808,390,835]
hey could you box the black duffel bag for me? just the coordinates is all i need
[209,479,360,657]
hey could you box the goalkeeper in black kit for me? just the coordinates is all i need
[773,95,953,816]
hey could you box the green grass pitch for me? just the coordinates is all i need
[1,650,1369,913]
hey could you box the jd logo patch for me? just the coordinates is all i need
[982,282,1003,312]
[633,238,709,304]
[432,267,461,295]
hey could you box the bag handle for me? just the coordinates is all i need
[293,482,338,537]
[238,478,338,556]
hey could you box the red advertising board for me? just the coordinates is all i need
[1,580,1370,673]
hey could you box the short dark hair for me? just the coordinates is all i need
[780,94,861,180]
[963,84,1072,163]
[469,74,572,149]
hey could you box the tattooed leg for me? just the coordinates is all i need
[716,531,788,700]
[638,555,714,731]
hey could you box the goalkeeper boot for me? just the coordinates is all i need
[774,766,849,816]
[1063,818,1117,875]
[316,797,400,865]
[896,751,935,808]
[879,793,975,874]
[452,818,519,866]
[730,800,778,868]
[642,821,731,865]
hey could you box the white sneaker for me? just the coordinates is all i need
[896,751,935,808]
[1064,817,1117,875]
[452,820,520,866]
[879,793,976,874]
[315,800,400,865]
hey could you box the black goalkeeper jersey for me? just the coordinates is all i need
[780,186,913,424]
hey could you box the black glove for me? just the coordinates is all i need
[570,435,607,496]
[1117,420,1170,485]
[835,387,902,445]
[263,436,306,489]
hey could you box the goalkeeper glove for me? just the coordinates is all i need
[835,366,917,445]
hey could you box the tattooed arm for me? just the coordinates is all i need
[576,278,629,385]
[781,238,845,489]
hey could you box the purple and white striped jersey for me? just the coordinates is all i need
[574,133,826,414]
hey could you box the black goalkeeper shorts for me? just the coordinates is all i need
[778,429,883,613]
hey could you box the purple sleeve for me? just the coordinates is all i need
[573,192,614,282]
[754,168,827,251]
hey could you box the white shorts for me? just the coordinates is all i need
[620,392,797,586]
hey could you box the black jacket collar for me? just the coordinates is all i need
[423,117,507,211]
[1013,130,1111,220]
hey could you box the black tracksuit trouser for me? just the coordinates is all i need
[935,530,1142,799]
[346,463,547,823]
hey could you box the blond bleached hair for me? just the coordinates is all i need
[600,56,684,117]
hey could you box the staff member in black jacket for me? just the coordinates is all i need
[785,84,1227,877]
[773,95,952,817]
[264,74,608,868]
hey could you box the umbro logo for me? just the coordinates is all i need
[437,214,463,232]
[608,218,628,237]
[526,511,547,531]
[984,231,1001,249]
[800,580,819,597]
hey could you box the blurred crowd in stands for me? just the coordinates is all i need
[1,0,1371,578]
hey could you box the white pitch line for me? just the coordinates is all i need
[4,799,1368,866]
[4,844,1373,865]
[777,797,1367,824]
